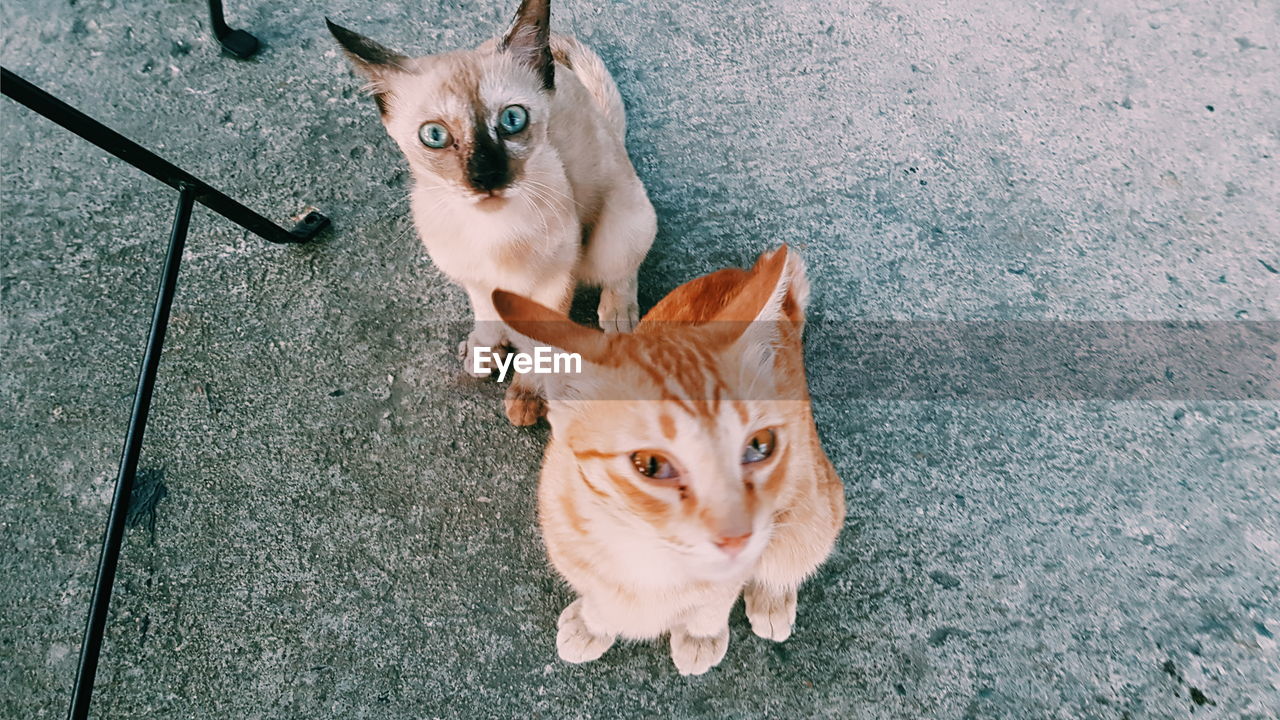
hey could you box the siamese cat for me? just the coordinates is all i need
[327,0,656,425]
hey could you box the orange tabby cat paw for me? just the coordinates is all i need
[503,383,546,426]
[669,626,729,676]
[556,599,615,663]
[745,584,797,642]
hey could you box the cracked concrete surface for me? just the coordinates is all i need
[2,1,1278,718]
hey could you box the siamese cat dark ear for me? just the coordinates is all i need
[326,18,407,68]
[500,0,555,90]
[325,17,408,114]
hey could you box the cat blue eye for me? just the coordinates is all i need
[742,429,776,464]
[418,122,451,149]
[498,104,529,135]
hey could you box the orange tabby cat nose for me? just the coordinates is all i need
[714,532,753,557]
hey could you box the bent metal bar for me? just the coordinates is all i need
[1,67,329,720]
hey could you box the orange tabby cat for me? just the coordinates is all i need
[493,246,845,675]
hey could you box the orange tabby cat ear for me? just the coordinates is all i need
[708,246,808,379]
[492,290,611,363]
[702,245,806,340]
[713,245,792,323]
[640,246,808,329]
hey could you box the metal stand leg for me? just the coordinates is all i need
[208,0,260,59]
[66,186,197,720]
[0,66,330,719]
[0,68,329,242]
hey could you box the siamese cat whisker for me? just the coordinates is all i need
[522,186,559,239]
[522,177,583,211]
[525,188,582,228]
[520,186,565,227]
[525,179,565,208]
[393,192,443,244]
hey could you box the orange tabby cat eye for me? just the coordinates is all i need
[742,429,777,464]
[630,451,679,483]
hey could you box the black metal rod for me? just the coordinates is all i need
[208,0,232,36]
[207,0,261,59]
[0,67,325,243]
[66,186,197,720]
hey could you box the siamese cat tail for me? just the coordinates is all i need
[551,34,627,138]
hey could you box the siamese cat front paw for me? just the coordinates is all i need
[745,583,797,642]
[597,287,639,333]
[669,625,729,676]
[556,599,615,664]
[459,331,506,378]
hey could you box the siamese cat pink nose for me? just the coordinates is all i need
[714,532,753,557]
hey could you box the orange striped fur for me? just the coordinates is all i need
[493,246,845,675]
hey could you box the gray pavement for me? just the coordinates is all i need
[2,1,1278,718]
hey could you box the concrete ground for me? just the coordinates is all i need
[2,0,1278,718]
